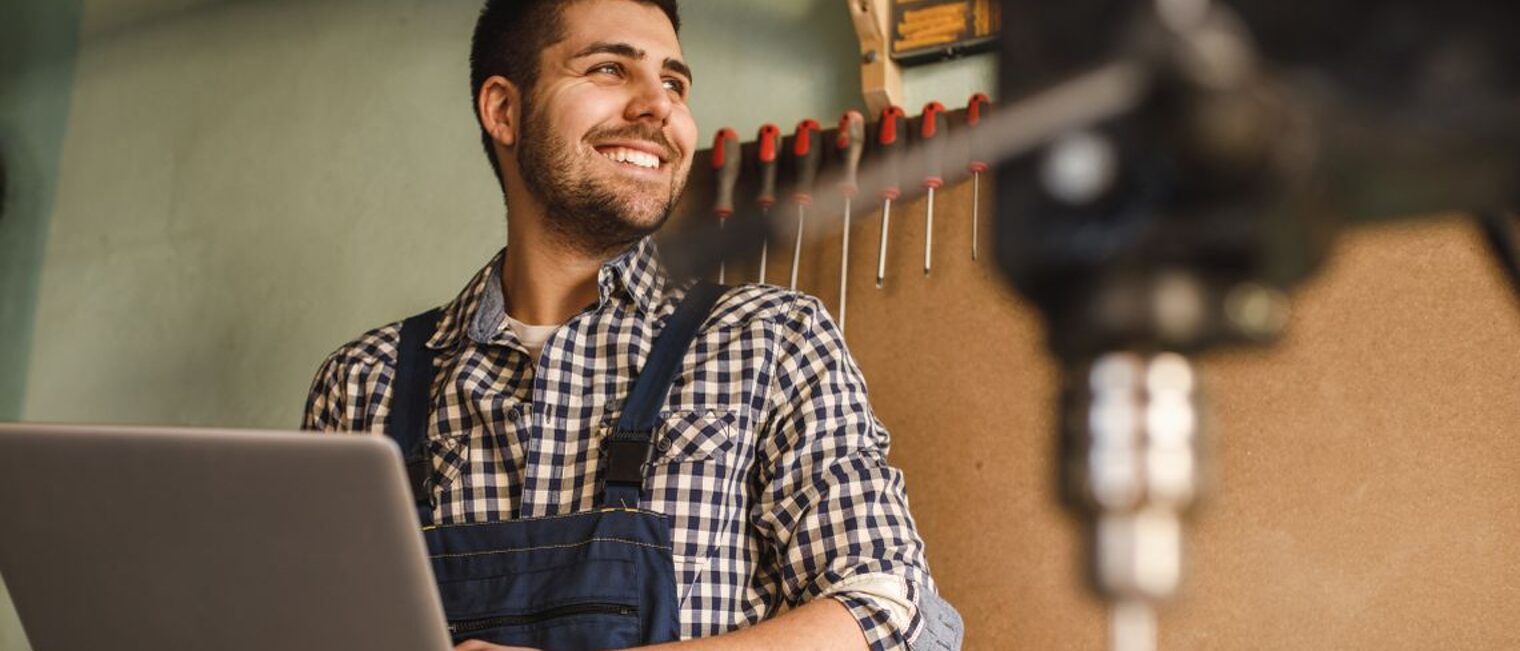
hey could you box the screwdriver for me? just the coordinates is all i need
[875,105,907,289]
[967,93,991,260]
[836,111,866,332]
[919,101,947,277]
[790,119,823,291]
[755,123,781,284]
[711,128,741,285]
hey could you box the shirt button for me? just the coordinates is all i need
[656,439,672,452]
[506,409,519,422]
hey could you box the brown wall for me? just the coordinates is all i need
[677,169,1520,649]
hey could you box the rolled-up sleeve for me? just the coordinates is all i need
[752,294,952,651]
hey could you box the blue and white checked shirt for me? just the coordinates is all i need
[303,238,938,650]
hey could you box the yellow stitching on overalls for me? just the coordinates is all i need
[418,507,658,532]
[427,536,671,559]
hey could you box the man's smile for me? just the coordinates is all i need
[592,137,675,173]
[596,145,664,170]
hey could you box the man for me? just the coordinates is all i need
[304,1,961,650]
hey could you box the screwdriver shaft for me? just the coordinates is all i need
[717,219,727,284]
[924,188,936,277]
[791,205,805,290]
[972,173,981,261]
[758,209,769,283]
[876,199,893,288]
[840,197,851,331]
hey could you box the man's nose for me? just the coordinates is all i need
[625,74,674,124]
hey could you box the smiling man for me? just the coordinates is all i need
[303,1,960,650]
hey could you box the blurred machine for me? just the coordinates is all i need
[990,1,1519,649]
[652,4,1519,646]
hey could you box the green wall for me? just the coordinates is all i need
[1,1,81,646]
[0,0,81,422]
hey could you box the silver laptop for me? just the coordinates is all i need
[0,423,453,651]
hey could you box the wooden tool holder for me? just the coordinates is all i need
[848,0,903,115]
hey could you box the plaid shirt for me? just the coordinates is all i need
[303,238,935,650]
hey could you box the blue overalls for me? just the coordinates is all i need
[388,282,726,650]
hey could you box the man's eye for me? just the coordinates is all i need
[663,78,687,95]
[591,63,623,76]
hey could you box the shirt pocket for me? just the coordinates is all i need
[644,410,742,606]
[426,431,470,506]
[652,410,737,463]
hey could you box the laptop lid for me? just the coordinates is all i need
[0,423,453,651]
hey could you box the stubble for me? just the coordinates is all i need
[516,98,687,258]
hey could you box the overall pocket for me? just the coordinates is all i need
[448,601,638,636]
[438,557,644,651]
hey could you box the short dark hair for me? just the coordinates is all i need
[469,0,682,189]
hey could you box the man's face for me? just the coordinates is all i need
[515,0,697,254]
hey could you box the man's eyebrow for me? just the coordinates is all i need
[570,41,645,62]
[570,41,693,84]
[663,58,693,84]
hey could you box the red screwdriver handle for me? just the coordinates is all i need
[878,105,907,201]
[756,124,781,209]
[921,101,947,190]
[712,128,741,219]
[967,93,991,174]
[792,119,823,205]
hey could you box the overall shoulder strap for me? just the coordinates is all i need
[390,308,443,515]
[601,282,726,507]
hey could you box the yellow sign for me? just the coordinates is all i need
[892,0,1001,63]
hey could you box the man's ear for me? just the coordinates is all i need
[477,75,520,149]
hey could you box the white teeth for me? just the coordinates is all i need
[601,147,661,169]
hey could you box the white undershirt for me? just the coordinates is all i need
[501,313,560,362]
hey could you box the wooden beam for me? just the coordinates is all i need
[847,0,902,116]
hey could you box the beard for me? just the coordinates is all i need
[516,97,688,258]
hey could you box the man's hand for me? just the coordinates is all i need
[450,598,867,651]
[453,641,539,651]
[640,598,868,651]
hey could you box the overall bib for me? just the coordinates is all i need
[388,282,725,651]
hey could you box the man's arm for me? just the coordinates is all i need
[744,294,946,651]
[302,331,396,433]
[639,598,866,651]
[454,598,865,651]
[303,350,348,430]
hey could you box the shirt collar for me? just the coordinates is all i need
[426,237,667,350]
[598,236,667,317]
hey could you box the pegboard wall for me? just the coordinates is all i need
[670,108,1520,649]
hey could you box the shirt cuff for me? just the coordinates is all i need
[823,574,918,651]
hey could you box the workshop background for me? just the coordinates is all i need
[2,1,1517,650]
